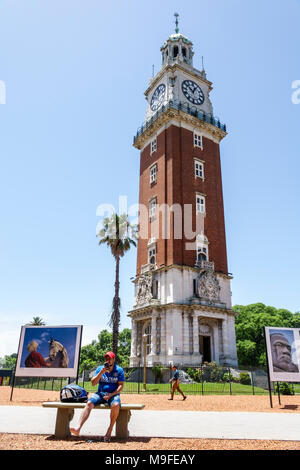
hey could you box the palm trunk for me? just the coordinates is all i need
[112,255,120,359]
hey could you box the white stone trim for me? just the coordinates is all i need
[139,117,223,152]
[194,158,205,180]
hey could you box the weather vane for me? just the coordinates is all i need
[174,12,179,34]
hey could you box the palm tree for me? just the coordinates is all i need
[97,213,137,359]
[28,316,45,326]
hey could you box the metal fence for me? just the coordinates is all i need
[0,369,12,386]
[134,99,226,145]
[11,364,298,396]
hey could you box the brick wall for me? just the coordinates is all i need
[136,124,228,276]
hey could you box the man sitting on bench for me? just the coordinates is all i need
[70,351,125,442]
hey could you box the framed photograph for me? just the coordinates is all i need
[265,327,300,382]
[15,325,83,378]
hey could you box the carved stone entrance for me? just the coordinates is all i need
[199,335,211,363]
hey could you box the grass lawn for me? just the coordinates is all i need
[79,380,268,395]
[14,378,279,396]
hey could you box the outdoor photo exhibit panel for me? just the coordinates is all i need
[15,325,83,378]
[265,326,300,383]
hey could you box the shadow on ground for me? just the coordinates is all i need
[46,435,151,444]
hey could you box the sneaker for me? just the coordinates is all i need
[168,398,173,400]
[183,396,187,401]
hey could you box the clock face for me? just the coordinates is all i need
[181,80,205,105]
[150,84,166,111]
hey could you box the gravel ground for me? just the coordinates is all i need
[1,386,300,450]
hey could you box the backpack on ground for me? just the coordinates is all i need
[60,384,88,403]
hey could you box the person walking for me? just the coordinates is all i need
[168,365,187,401]
[70,351,125,441]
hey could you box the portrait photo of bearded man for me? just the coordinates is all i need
[270,332,299,373]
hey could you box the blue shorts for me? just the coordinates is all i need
[88,391,121,407]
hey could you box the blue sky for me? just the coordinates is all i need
[0,0,299,357]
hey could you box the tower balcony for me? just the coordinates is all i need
[133,99,226,146]
[195,259,215,271]
[140,263,158,274]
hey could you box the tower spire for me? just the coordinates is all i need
[174,12,179,34]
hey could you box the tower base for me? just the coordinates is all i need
[128,302,238,368]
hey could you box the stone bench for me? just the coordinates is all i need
[42,401,145,439]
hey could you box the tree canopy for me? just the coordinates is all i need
[79,328,131,373]
[27,317,45,326]
[234,303,300,367]
[0,353,17,370]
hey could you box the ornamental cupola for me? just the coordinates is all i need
[160,13,194,67]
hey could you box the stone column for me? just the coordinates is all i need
[160,312,166,360]
[178,43,182,61]
[227,314,238,366]
[212,321,219,363]
[136,321,142,359]
[221,317,229,364]
[165,309,173,359]
[183,313,190,356]
[192,313,200,356]
[130,319,138,358]
[156,316,161,355]
[150,313,158,356]
[172,310,182,356]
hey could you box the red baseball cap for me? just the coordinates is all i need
[104,351,115,359]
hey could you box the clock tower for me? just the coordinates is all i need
[128,17,238,368]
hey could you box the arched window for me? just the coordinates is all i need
[182,47,186,57]
[147,238,157,266]
[196,233,209,266]
[143,322,152,355]
[197,247,207,262]
[173,46,178,58]
[148,246,156,265]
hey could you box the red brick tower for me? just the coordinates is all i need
[128,19,238,368]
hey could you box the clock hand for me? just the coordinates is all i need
[187,87,195,98]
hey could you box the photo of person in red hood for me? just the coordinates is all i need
[24,341,50,368]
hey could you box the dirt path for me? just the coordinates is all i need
[1,386,300,450]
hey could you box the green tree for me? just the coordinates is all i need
[117,328,131,368]
[235,339,257,366]
[28,316,45,326]
[97,213,137,359]
[97,329,113,351]
[79,328,131,373]
[0,353,17,370]
[79,330,112,373]
[234,303,300,366]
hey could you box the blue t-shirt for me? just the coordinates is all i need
[173,369,179,380]
[94,364,125,394]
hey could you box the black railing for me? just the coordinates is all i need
[11,365,287,396]
[133,100,226,144]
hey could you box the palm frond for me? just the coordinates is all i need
[97,212,137,256]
